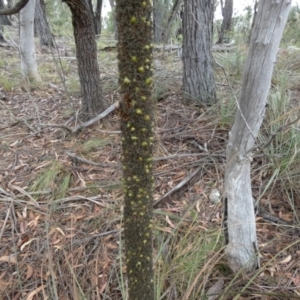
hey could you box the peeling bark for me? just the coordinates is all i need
[20,0,41,82]
[225,0,291,272]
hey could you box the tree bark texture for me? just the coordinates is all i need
[86,0,102,35]
[34,0,54,47]
[94,0,102,35]
[217,0,233,43]
[63,0,104,120]
[162,0,182,43]
[20,0,41,82]
[108,0,117,39]
[182,0,216,104]
[225,0,291,272]
[153,0,165,43]
[116,1,154,299]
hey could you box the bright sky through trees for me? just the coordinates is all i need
[215,0,300,19]
[102,0,300,19]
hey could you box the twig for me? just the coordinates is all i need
[72,228,123,246]
[153,166,201,207]
[52,195,113,207]
[9,184,40,207]
[0,201,12,243]
[35,102,119,134]
[65,151,115,167]
[251,114,300,152]
[72,101,119,133]
[154,153,225,161]
[19,118,40,135]
[215,60,256,141]
[38,123,73,132]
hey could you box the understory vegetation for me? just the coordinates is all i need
[0,5,300,299]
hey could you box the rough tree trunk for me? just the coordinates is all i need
[225,0,291,272]
[63,0,104,120]
[108,0,117,39]
[20,0,41,82]
[162,0,182,44]
[182,0,216,104]
[94,0,102,35]
[153,0,164,43]
[34,0,53,47]
[86,0,102,35]
[217,0,233,44]
[116,0,154,299]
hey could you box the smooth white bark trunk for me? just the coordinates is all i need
[20,0,41,82]
[225,0,291,272]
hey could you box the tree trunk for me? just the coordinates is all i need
[94,0,102,35]
[217,0,233,44]
[63,0,104,121]
[34,0,54,47]
[86,0,102,35]
[225,0,291,272]
[162,0,182,44]
[182,0,216,104]
[153,0,164,43]
[108,0,117,39]
[116,0,154,299]
[248,0,258,44]
[20,0,41,82]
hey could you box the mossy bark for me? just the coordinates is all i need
[116,1,154,299]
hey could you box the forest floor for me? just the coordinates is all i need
[1,37,300,300]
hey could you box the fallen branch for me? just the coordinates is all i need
[153,166,201,207]
[72,101,119,133]
[26,102,119,134]
[65,151,115,167]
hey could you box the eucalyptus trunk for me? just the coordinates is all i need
[34,0,53,47]
[182,0,216,104]
[20,0,41,82]
[217,0,233,44]
[63,0,104,120]
[225,0,291,272]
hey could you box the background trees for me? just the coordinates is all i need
[20,0,41,82]
[34,0,53,47]
[182,0,216,104]
[217,0,233,43]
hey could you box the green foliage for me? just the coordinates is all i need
[259,87,300,200]
[153,209,223,299]
[45,0,73,36]
[0,74,18,91]
[281,6,300,46]
[81,138,112,153]
[103,11,116,35]
[31,161,73,199]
